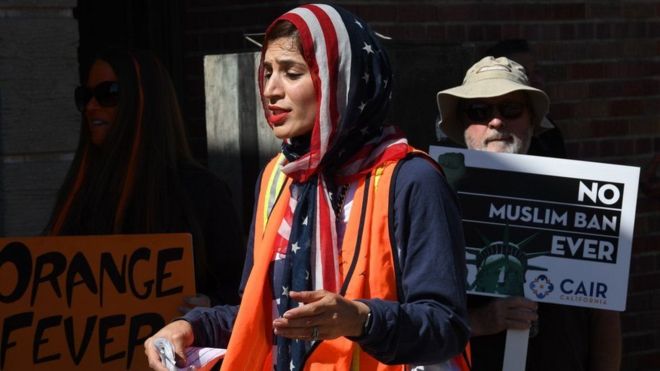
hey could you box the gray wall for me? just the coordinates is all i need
[0,1,79,236]
[204,52,280,230]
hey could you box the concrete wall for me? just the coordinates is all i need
[0,1,79,236]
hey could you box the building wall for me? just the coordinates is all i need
[0,0,79,236]
[183,1,660,369]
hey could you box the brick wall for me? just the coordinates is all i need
[183,1,660,369]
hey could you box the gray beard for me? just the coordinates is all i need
[465,129,532,154]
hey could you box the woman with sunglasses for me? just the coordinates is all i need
[46,49,246,312]
[144,4,470,371]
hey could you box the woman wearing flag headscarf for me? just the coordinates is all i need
[46,49,245,310]
[144,4,469,370]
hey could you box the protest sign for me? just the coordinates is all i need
[430,146,639,311]
[0,233,195,370]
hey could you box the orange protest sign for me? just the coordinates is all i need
[0,233,195,370]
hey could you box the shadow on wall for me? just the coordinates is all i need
[205,52,279,234]
[385,41,474,151]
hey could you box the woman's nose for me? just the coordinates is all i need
[86,96,100,112]
[263,75,283,101]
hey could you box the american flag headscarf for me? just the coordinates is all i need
[259,4,411,369]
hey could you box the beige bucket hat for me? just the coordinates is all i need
[436,56,551,145]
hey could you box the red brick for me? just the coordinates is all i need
[636,138,653,154]
[512,4,551,21]
[637,195,660,213]
[596,23,613,38]
[622,352,660,371]
[426,25,446,41]
[396,4,437,22]
[560,24,576,39]
[575,23,595,39]
[625,292,651,311]
[436,4,473,21]
[521,24,542,41]
[622,332,656,353]
[446,24,466,40]
[548,102,572,120]
[629,272,660,292]
[630,254,657,275]
[609,99,645,117]
[500,24,521,39]
[554,3,587,20]
[590,119,629,138]
[565,142,579,157]
[567,62,606,79]
[467,25,484,41]
[549,81,588,101]
[633,235,660,253]
[623,3,657,19]
[350,4,397,23]
[588,3,622,18]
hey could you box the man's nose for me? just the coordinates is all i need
[488,117,504,129]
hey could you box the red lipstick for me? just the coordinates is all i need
[268,106,289,126]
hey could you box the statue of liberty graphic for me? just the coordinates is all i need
[467,226,549,296]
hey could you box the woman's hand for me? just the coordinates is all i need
[272,290,370,340]
[469,296,538,337]
[178,293,211,314]
[144,320,195,370]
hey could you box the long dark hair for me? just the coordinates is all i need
[46,49,210,283]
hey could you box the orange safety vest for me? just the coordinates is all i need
[221,154,470,371]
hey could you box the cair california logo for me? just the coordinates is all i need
[558,278,609,305]
[529,274,554,299]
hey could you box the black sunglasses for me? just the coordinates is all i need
[463,101,527,123]
[74,81,119,112]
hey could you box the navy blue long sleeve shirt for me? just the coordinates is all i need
[182,156,469,364]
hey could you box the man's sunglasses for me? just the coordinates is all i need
[74,81,119,112]
[462,101,527,123]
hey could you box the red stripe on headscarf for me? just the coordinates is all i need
[317,181,337,292]
[304,4,340,151]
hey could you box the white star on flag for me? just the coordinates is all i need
[384,79,388,87]
[354,19,363,28]
[282,286,289,297]
[292,242,300,253]
[302,216,308,225]
[358,102,366,112]
[290,361,296,370]
[362,42,374,54]
[362,72,370,83]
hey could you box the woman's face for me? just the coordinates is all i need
[262,37,316,140]
[85,59,119,146]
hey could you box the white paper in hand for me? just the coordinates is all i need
[153,337,226,371]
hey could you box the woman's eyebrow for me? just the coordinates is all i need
[266,57,306,69]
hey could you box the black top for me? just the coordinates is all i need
[178,164,246,306]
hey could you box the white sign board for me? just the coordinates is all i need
[430,146,639,311]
